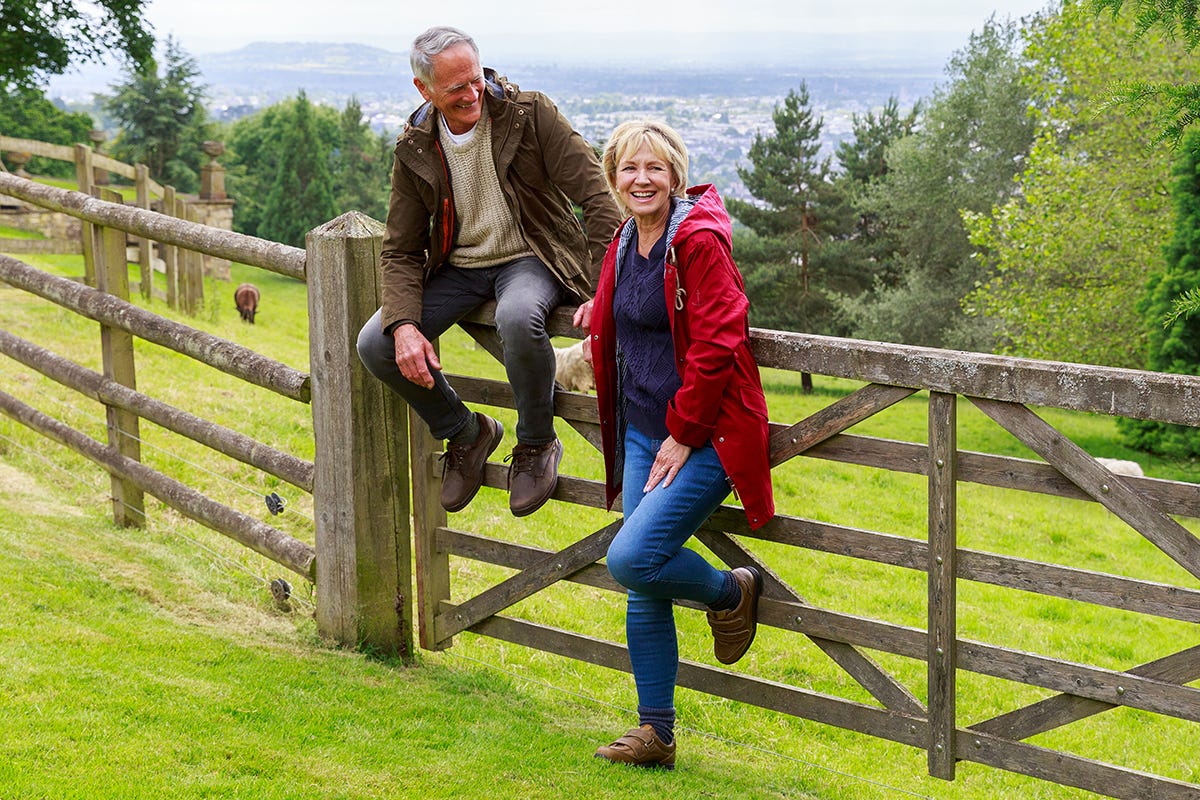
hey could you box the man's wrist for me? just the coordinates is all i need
[385,319,420,337]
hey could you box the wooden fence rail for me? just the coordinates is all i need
[1,137,242,312]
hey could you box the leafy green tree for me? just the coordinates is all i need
[258,90,337,247]
[104,37,212,193]
[965,2,1195,367]
[333,96,389,222]
[224,95,343,237]
[0,85,94,177]
[0,0,154,89]
[726,83,856,336]
[1118,130,1200,456]
[849,15,1036,351]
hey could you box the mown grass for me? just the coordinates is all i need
[0,251,1197,799]
[0,224,44,239]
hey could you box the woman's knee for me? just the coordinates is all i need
[606,535,653,592]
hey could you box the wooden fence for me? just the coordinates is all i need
[1,171,1198,797]
[0,135,207,312]
[0,171,412,658]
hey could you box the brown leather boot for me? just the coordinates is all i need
[439,412,503,512]
[594,725,676,770]
[506,438,562,517]
[706,566,763,664]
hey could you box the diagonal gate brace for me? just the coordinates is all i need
[435,520,622,640]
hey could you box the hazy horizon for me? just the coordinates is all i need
[141,0,1052,54]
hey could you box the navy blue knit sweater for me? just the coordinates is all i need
[613,227,681,440]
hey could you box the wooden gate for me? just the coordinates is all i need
[412,305,1200,799]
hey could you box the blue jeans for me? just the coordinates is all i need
[356,257,565,444]
[605,424,731,710]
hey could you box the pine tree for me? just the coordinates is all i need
[104,37,211,192]
[259,90,338,247]
[333,96,388,222]
[834,96,921,288]
[1119,130,1200,456]
[726,83,855,337]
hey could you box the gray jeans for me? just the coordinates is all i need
[356,257,565,445]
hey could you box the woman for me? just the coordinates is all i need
[573,120,775,769]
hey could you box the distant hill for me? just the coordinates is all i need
[198,42,411,98]
[191,37,949,108]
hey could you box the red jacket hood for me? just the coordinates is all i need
[668,183,733,255]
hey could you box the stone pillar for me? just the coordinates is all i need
[189,198,236,280]
[200,140,227,200]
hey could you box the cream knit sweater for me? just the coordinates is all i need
[439,114,534,268]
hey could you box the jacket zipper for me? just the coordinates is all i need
[434,139,455,268]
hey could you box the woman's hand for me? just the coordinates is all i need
[644,435,692,493]
[573,299,594,363]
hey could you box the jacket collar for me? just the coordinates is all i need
[613,194,699,275]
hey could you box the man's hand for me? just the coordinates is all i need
[393,323,441,389]
[572,299,594,364]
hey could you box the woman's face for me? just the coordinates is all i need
[614,140,674,223]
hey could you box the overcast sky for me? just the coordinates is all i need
[143,0,1055,55]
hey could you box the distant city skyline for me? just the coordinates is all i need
[143,0,1054,56]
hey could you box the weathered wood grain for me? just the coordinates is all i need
[973,397,1200,581]
[307,212,411,660]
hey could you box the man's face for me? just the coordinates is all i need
[414,43,484,135]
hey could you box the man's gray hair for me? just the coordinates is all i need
[410,26,478,86]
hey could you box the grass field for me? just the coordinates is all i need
[0,250,1197,799]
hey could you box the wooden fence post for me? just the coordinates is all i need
[307,211,413,660]
[135,164,152,301]
[75,144,96,287]
[93,186,145,527]
[177,197,202,316]
[162,185,179,310]
[411,362,451,651]
[927,391,957,779]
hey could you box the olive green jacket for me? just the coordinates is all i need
[379,69,621,332]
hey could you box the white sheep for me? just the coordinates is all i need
[1096,457,1144,478]
[554,341,594,393]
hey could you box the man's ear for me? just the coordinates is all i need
[414,77,432,102]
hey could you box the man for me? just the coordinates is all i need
[357,26,621,517]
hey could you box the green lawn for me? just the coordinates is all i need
[0,223,45,239]
[0,252,1196,799]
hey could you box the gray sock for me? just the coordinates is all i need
[448,412,480,446]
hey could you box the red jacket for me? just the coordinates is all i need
[590,184,775,530]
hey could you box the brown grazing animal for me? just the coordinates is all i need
[234,283,260,324]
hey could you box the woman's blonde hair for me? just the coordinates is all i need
[602,120,689,215]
